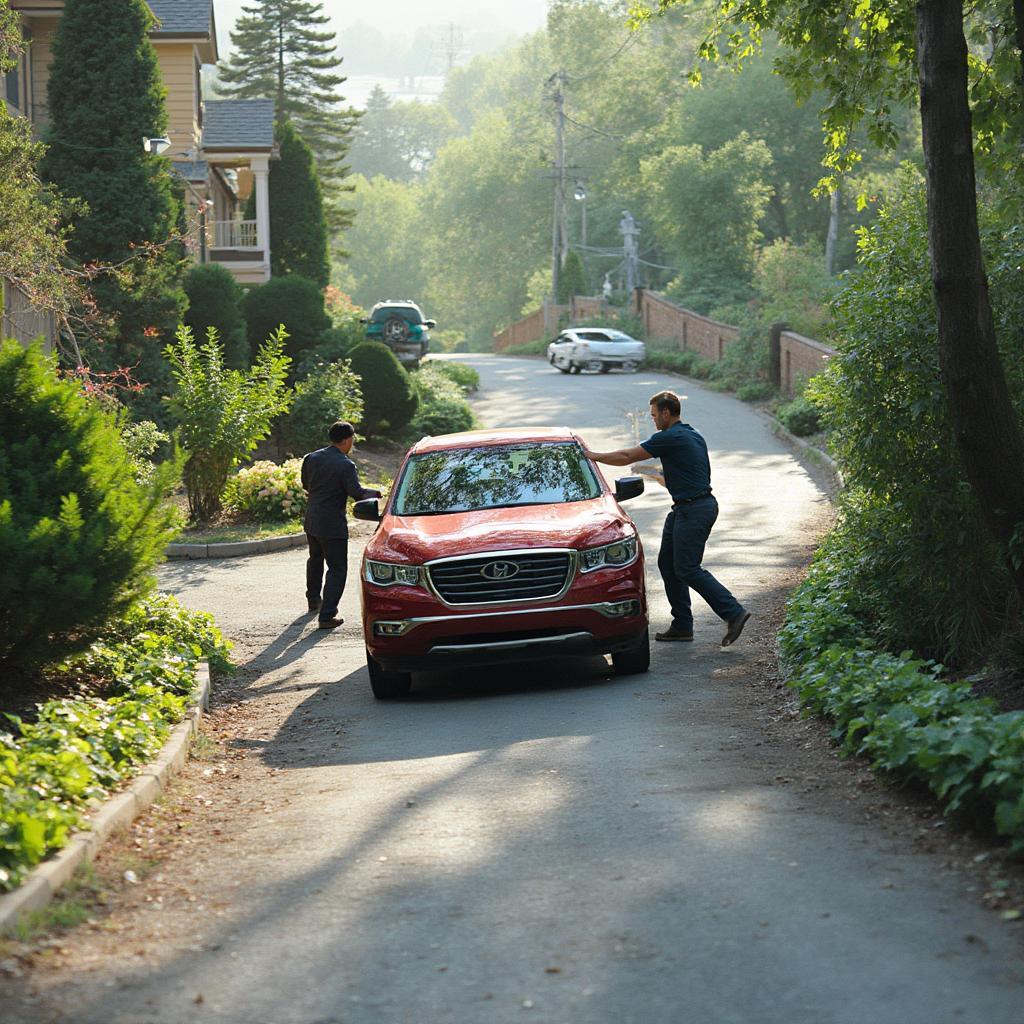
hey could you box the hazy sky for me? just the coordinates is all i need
[214,1,550,48]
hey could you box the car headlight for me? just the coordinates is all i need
[579,535,638,573]
[365,559,424,588]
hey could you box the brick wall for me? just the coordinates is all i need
[779,331,835,396]
[493,304,570,352]
[635,289,740,362]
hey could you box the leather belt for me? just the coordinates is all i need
[672,490,712,508]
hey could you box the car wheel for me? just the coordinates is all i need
[623,360,640,373]
[599,364,611,374]
[557,362,571,374]
[570,362,582,374]
[611,629,650,676]
[367,651,412,699]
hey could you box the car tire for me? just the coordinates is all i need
[383,316,410,344]
[367,651,412,699]
[599,364,611,374]
[623,360,640,373]
[557,363,571,374]
[570,362,582,374]
[611,629,650,676]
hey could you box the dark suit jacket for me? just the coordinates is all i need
[301,446,381,539]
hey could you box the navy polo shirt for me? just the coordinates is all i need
[640,421,711,503]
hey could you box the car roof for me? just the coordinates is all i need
[370,300,423,312]
[563,326,630,337]
[409,426,582,455]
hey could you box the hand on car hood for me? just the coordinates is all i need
[369,496,632,564]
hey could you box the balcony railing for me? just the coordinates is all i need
[208,219,259,249]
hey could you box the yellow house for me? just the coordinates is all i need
[3,0,276,293]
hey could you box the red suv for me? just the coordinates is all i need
[354,427,649,699]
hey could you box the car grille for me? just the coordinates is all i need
[427,551,573,605]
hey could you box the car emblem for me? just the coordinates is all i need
[480,560,520,580]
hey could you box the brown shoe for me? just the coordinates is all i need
[317,617,344,630]
[655,626,693,642]
[721,610,751,646]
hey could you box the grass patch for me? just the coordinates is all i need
[177,517,304,544]
[1,863,105,942]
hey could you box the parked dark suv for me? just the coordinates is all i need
[361,300,435,369]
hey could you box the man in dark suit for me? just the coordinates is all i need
[301,421,382,629]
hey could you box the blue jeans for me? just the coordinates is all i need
[657,496,743,631]
[306,534,348,620]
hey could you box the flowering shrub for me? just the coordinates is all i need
[223,459,306,521]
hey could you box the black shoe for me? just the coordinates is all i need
[317,617,344,630]
[308,599,321,613]
[655,626,693,642]
[721,610,751,647]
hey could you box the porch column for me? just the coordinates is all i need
[251,155,271,279]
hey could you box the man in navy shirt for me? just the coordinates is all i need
[301,421,381,629]
[583,390,750,646]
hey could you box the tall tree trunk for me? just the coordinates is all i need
[825,189,839,276]
[916,0,1024,600]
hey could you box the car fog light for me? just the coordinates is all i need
[373,620,410,637]
[603,600,639,618]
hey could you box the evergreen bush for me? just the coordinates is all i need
[0,341,180,676]
[429,360,480,393]
[281,360,364,455]
[184,264,248,368]
[39,0,187,392]
[406,362,476,437]
[164,325,292,520]
[242,275,331,366]
[347,343,418,435]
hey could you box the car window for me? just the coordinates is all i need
[372,306,423,324]
[578,331,612,341]
[393,443,601,516]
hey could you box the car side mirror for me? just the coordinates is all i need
[424,319,436,329]
[358,317,368,324]
[614,476,644,502]
[353,498,381,522]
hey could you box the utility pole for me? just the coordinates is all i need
[620,209,639,296]
[549,70,568,304]
[432,23,465,75]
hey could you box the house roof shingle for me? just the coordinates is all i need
[172,159,209,181]
[202,99,275,151]
[148,0,213,35]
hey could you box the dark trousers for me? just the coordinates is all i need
[658,496,743,631]
[306,533,349,620]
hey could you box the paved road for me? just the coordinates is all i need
[7,356,1022,1023]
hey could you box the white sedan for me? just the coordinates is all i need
[547,328,647,374]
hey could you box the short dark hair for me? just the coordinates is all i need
[328,421,355,442]
[649,391,681,417]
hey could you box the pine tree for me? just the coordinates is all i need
[245,120,329,286]
[218,0,357,225]
[558,250,587,304]
[39,0,186,401]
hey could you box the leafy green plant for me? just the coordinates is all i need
[644,346,715,379]
[406,363,476,438]
[500,339,548,356]
[0,593,230,891]
[119,419,171,486]
[0,341,181,677]
[347,342,418,435]
[164,325,292,521]
[281,360,363,455]
[776,395,821,436]
[223,459,306,523]
[736,380,775,402]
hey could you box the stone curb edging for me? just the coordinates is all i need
[0,662,211,935]
[166,532,306,560]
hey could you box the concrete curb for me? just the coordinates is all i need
[166,532,306,560]
[0,662,211,935]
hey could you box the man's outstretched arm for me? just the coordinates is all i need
[581,443,650,467]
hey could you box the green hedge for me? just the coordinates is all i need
[0,594,231,892]
[781,539,1024,855]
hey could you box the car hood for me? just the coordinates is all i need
[368,495,633,564]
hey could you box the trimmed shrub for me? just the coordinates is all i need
[428,360,479,393]
[736,380,775,402]
[281,360,363,456]
[0,341,181,676]
[645,347,715,379]
[500,339,547,356]
[164,325,292,520]
[347,342,418,435]
[241,275,331,365]
[223,459,306,521]
[406,362,476,438]
[184,264,248,368]
[777,395,821,436]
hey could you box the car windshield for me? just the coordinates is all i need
[372,306,423,324]
[393,443,602,516]
[578,330,632,342]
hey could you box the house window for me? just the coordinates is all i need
[4,57,21,110]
